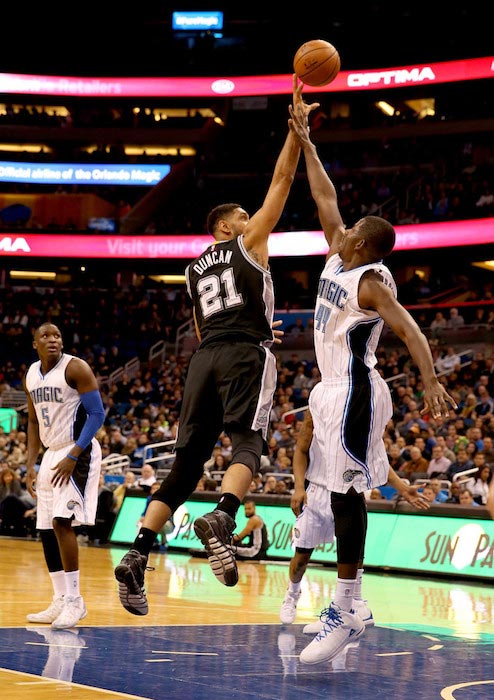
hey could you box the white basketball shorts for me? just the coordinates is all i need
[308,370,392,494]
[35,439,102,529]
[292,481,335,550]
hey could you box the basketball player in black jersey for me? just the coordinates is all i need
[114,76,319,615]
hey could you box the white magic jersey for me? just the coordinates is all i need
[313,253,397,381]
[309,254,397,493]
[25,353,82,450]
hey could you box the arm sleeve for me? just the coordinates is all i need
[75,389,105,450]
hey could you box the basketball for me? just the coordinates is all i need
[293,39,341,87]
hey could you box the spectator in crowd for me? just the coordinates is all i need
[285,317,306,337]
[136,464,156,493]
[481,436,494,464]
[388,443,406,472]
[211,453,229,473]
[465,460,492,505]
[427,443,452,477]
[445,447,474,481]
[248,474,263,494]
[435,346,462,375]
[109,427,127,454]
[275,479,291,496]
[203,445,223,474]
[263,475,278,494]
[399,445,430,481]
[458,487,479,507]
[468,426,485,452]
[413,435,433,461]
[457,393,478,426]
[218,434,233,463]
[447,307,465,330]
[474,387,494,417]
[292,364,310,391]
[204,477,219,492]
[130,434,151,466]
[113,470,139,512]
[445,481,462,503]
[430,311,447,340]
[428,477,449,503]
[420,484,438,503]
[434,435,456,463]
[120,436,139,462]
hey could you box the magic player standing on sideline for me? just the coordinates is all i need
[287,91,456,665]
[24,322,105,629]
[114,75,319,616]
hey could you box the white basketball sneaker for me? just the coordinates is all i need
[299,603,365,665]
[26,596,65,624]
[303,598,374,634]
[353,599,374,627]
[280,589,302,625]
[51,595,87,630]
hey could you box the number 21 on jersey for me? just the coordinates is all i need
[197,267,243,318]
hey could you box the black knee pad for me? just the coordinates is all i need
[229,429,263,475]
[331,491,367,564]
[151,448,206,514]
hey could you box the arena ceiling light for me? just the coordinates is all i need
[0,143,52,153]
[9,270,56,279]
[472,261,494,272]
[147,274,186,284]
[376,101,395,116]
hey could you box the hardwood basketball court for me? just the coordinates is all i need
[1,537,493,700]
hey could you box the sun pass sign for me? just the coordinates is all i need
[0,162,171,186]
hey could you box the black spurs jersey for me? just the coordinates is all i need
[185,235,275,348]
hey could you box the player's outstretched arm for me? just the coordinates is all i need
[244,76,318,266]
[288,93,344,252]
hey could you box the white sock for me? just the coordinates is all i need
[353,568,364,600]
[64,570,81,598]
[288,580,301,595]
[334,577,356,612]
[49,570,66,599]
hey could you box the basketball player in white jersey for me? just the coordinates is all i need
[287,93,456,665]
[280,408,431,631]
[24,323,105,629]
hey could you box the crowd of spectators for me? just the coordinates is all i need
[2,277,494,385]
[1,324,494,539]
[1,107,493,234]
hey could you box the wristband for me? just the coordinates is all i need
[67,454,78,462]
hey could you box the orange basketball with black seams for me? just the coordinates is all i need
[293,39,341,87]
